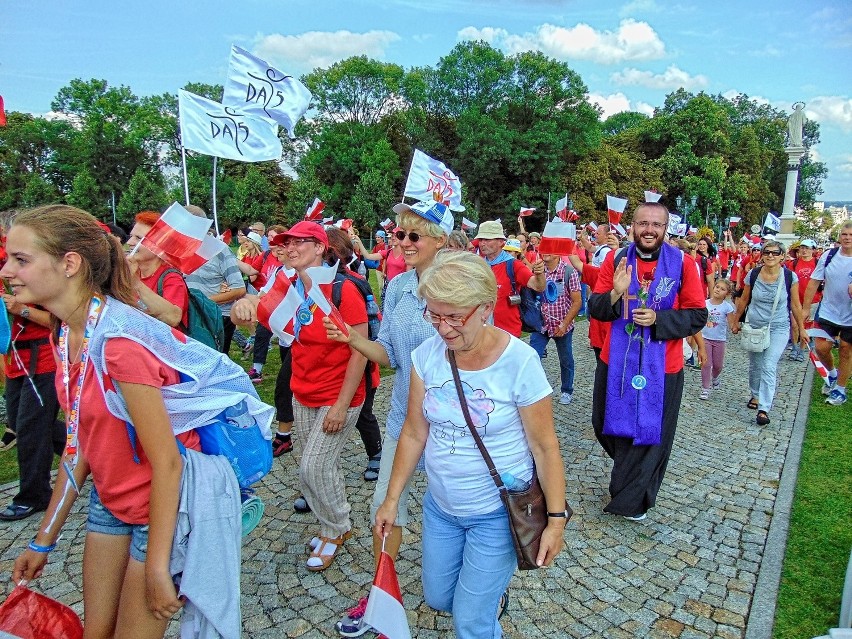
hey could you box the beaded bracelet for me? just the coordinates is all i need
[27,539,57,553]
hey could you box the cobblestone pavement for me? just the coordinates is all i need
[0,321,810,638]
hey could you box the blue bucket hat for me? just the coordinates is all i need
[393,200,454,234]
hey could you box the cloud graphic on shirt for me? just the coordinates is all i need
[423,380,494,453]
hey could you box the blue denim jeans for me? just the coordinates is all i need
[748,324,789,413]
[529,329,575,393]
[580,283,588,316]
[422,491,516,639]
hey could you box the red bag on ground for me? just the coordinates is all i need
[0,585,83,638]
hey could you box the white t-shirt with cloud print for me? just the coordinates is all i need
[412,331,552,517]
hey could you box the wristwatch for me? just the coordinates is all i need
[20,307,30,320]
[547,510,570,518]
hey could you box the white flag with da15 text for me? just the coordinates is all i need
[403,149,464,212]
[179,90,282,163]
[763,211,781,233]
[223,45,312,140]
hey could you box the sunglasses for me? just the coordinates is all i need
[395,230,423,243]
[762,249,782,256]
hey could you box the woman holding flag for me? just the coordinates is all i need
[232,221,369,571]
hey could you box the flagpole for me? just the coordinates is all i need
[181,146,190,205]
[547,192,551,217]
[212,156,220,237]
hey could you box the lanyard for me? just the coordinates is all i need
[58,296,104,464]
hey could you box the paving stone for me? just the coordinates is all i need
[0,321,807,637]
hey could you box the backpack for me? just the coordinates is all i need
[331,270,381,387]
[157,268,225,352]
[742,266,794,322]
[505,258,543,334]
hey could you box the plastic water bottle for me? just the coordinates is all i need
[365,295,381,340]
[500,472,531,492]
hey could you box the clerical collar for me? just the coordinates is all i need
[636,247,661,261]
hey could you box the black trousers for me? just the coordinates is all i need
[592,363,684,517]
[274,345,294,424]
[354,381,382,459]
[251,323,273,366]
[221,316,237,354]
[6,372,63,510]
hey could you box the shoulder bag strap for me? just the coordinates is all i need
[447,349,505,490]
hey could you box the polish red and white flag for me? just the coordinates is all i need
[140,202,226,274]
[538,219,577,256]
[807,345,829,381]
[729,217,741,228]
[257,275,302,346]
[644,190,662,203]
[461,217,477,231]
[519,207,535,217]
[363,551,412,639]
[606,195,628,227]
[305,198,325,221]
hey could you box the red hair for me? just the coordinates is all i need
[135,211,161,227]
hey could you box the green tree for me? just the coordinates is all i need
[116,168,169,223]
[66,168,106,216]
[224,165,276,228]
[20,173,60,208]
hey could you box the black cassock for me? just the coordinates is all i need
[588,286,707,517]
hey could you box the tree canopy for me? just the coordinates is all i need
[0,42,825,236]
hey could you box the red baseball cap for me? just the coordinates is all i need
[271,221,329,248]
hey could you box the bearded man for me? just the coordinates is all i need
[588,202,707,521]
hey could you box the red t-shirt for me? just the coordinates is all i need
[383,248,407,282]
[243,253,269,290]
[594,250,706,373]
[580,264,610,350]
[718,249,731,271]
[55,336,200,524]
[140,264,190,329]
[4,315,56,378]
[492,260,533,337]
[287,279,369,408]
[696,254,715,298]
[790,257,821,305]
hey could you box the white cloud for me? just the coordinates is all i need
[836,154,852,174]
[619,0,660,17]
[457,19,666,64]
[721,90,771,106]
[805,96,852,133]
[748,44,781,57]
[587,92,654,119]
[611,65,708,90]
[253,30,401,72]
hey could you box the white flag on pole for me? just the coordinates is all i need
[223,45,312,140]
[403,149,464,212]
[667,213,682,236]
[763,211,781,233]
[179,90,282,162]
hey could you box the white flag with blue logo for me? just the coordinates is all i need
[223,45,312,140]
[179,90,282,162]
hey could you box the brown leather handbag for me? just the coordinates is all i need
[448,350,571,570]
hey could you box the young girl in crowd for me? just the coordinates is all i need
[700,279,736,399]
[8,205,263,637]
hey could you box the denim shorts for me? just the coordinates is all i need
[87,486,149,562]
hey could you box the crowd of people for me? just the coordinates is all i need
[0,198,849,638]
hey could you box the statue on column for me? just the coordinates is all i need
[787,102,805,147]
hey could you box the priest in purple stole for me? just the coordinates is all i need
[588,203,707,520]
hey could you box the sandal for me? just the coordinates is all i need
[747,397,758,410]
[0,428,17,452]
[306,531,351,572]
[363,453,381,482]
[756,411,770,426]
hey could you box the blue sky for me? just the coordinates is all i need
[3,0,851,200]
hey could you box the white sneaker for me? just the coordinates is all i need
[623,513,647,521]
[699,388,711,400]
[822,373,838,396]
[559,392,573,405]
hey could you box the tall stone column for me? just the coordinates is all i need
[777,103,807,246]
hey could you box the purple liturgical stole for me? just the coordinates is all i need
[604,243,682,445]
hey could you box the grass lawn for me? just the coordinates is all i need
[773,367,851,639]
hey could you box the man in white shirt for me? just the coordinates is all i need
[803,221,852,406]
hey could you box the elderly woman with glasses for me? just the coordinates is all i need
[729,240,807,425]
[373,250,567,639]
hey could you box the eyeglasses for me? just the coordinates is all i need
[281,238,316,249]
[423,305,480,328]
[633,221,667,230]
[762,249,782,256]
[395,230,422,243]
[250,227,263,233]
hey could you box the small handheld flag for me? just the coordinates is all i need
[606,195,628,227]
